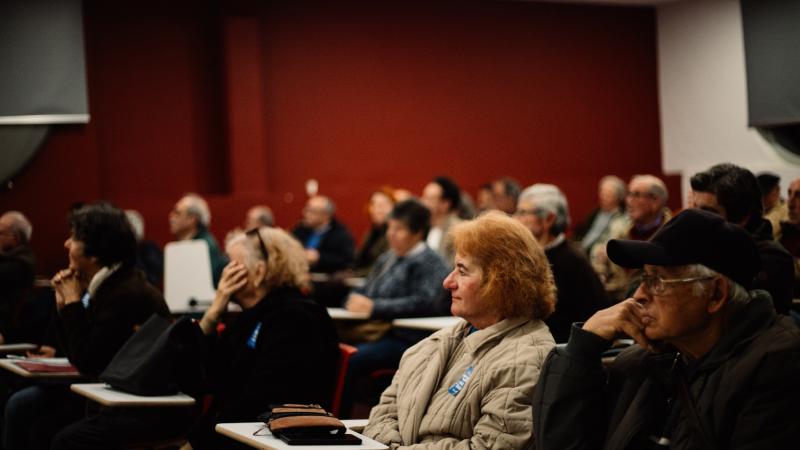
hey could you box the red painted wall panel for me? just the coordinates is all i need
[0,0,676,277]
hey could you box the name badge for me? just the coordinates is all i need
[448,365,474,396]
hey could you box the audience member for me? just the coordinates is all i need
[169,193,227,286]
[779,177,800,256]
[690,163,793,315]
[124,209,163,287]
[475,183,494,213]
[456,191,477,220]
[364,211,556,448]
[420,176,463,267]
[52,227,339,450]
[5,202,170,450]
[533,209,800,450]
[516,184,608,343]
[491,176,521,215]
[0,211,37,344]
[244,205,275,229]
[341,200,449,417]
[591,174,671,300]
[575,175,627,253]
[353,188,395,277]
[757,172,788,240]
[292,195,355,274]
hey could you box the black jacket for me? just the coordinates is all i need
[292,219,355,273]
[189,287,339,449]
[750,218,793,315]
[57,266,170,377]
[533,290,800,450]
[545,239,609,343]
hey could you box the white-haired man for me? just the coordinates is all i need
[515,184,607,342]
[534,208,800,450]
[0,211,36,344]
[169,193,227,286]
[592,174,672,300]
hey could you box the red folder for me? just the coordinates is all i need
[14,360,80,374]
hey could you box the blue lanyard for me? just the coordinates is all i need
[246,322,262,349]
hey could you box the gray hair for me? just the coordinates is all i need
[315,196,336,216]
[124,210,144,241]
[600,175,626,202]
[249,205,274,227]
[631,174,668,204]
[183,193,211,227]
[684,264,748,305]
[519,183,570,235]
[1,211,32,244]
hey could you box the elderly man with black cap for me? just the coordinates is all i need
[533,209,800,450]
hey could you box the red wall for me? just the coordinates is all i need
[0,0,678,277]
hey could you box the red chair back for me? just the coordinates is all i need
[331,343,357,417]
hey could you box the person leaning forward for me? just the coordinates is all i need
[533,208,800,450]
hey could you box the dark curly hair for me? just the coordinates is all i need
[68,202,137,268]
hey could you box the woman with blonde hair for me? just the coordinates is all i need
[364,211,556,449]
[53,227,339,450]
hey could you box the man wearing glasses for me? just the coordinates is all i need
[591,174,672,300]
[533,208,800,450]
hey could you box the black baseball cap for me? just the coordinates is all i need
[607,208,761,288]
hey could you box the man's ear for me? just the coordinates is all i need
[545,212,557,230]
[707,276,729,314]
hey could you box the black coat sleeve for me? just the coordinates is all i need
[533,325,615,450]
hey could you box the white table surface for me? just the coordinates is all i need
[0,357,82,378]
[215,422,388,450]
[327,308,370,320]
[391,316,462,331]
[0,343,37,353]
[70,383,196,407]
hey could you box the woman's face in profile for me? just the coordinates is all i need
[369,192,393,226]
[444,253,491,327]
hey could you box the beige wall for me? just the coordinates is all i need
[656,0,800,203]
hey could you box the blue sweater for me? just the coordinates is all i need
[355,246,450,320]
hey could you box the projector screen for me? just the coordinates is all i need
[741,0,800,127]
[0,0,89,125]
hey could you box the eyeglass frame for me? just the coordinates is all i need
[245,228,270,264]
[626,190,657,200]
[640,272,716,295]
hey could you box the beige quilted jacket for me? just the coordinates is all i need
[364,317,555,449]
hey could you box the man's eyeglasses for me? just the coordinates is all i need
[246,228,270,263]
[627,191,656,200]
[641,273,716,295]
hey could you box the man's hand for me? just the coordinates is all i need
[304,249,320,265]
[51,269,83,310]
[583,298,655,352]
[346,293,374,315]
[27,345,56,358]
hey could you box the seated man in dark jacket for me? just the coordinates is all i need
[4,202,170,450]
[52,226,339,450]
[292,195,355,274]
[533,209,800,450]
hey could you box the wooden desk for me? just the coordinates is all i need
[215,422,387,450]
[391,316,461,331]
[0,343,37,354]
[0,357,82,379]
[327,308,370,321]
[70,383,196,407]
